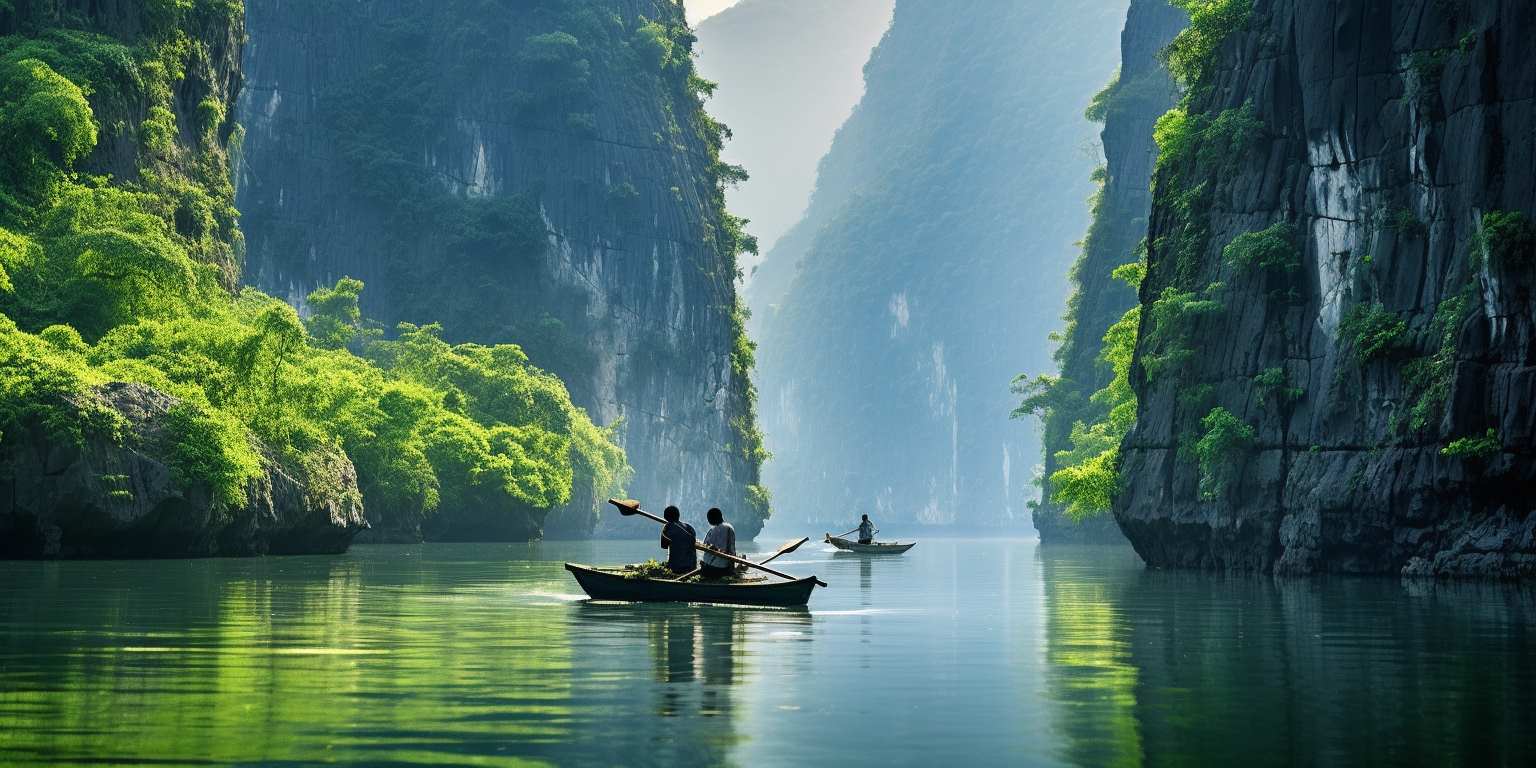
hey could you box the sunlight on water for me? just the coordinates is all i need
[1,540,1533,766]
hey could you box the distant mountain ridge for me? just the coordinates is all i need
[694,0,893,288]
[755,0,1127,530]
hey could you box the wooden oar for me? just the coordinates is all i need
[670,536,809,582]
[610,499,827,587]
[759,536,809,566]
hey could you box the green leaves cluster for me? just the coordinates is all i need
[1476,210,1535,268]
[1252,366,1304,408]
[1440,429,1500,460]
[1223,222,1300,273]
[1017,260,1145,521]
[1141,283,1223,380]
[1194,406,1254,499]
[1338,302,1409,365]
[1163,0,1253,93]
[0,57,96,216]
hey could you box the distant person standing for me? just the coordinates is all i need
[857,514,876,544]
[834,513,878,544]
[659,505,697,574]
[699,507,737,578]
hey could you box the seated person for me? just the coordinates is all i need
[699,507,737,578]
[659,505,697,574]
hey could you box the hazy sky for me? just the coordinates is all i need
[687,0,741,24]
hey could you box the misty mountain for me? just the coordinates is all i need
[695,0,894,275]
[755,0,1127,531]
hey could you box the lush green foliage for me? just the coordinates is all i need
[1084,69,1122,123]
[1141,284,1223,380]
[0,10,627,533]
[1163,0,1252,92]
[1223,222,1300,273]
[1194,406,1254,499]
[1024,261,1145,521]
[1152,103,1261,285]
[1440,429,1500,460]
[1400,293,1470,433]
[1339,302,1409,364]
[1477,210,1535,268]
[0,57,96,216]
[1252,366,1304,408]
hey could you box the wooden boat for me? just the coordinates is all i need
[824,535,916,554]
[564,563,819,607]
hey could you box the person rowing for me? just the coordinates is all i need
[659,505,697,574]
[836,514,878,545]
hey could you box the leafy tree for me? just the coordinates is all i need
[0,57,96,215]
[305,277,373,350]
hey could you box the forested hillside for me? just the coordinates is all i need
[1014,0,1186,544]
[756,0,1126,529]
[0,0,625,555]
[236,0,769,538]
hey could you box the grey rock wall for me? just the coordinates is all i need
[235,0,767,538]
[1118,0,1536,577]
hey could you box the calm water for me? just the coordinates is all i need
[1,539,1533,767]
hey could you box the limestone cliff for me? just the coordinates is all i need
[1117,0,1536,576]
[1029,0,1186,544]
[236,0,768,538]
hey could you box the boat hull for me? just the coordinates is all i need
[825,535,916,554]
[564,563,818,607]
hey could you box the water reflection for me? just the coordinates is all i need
[569,601,810,765]
[3,541,1535,766]
[1039,546,1145,767]
[1037,545,1536,767]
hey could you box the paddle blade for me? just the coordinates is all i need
[609,499,641,515]
[776,537,810,555]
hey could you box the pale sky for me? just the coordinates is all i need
[686,0,742,24]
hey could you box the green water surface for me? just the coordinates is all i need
[1,539,1532,766]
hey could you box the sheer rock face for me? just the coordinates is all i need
[235,0,766,538]
[1034,0,1185,545]
[754,0,1126,531]
[1117,1,1536,576]
[0,384,366,558]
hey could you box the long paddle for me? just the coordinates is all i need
[670,536,809,582]
[609,499,827,587]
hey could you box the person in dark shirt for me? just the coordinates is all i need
[659,505,697,574]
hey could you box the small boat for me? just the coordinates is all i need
[564,563,819,607]
[824,535,916,554]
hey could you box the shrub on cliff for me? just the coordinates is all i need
[1162,0,1252,94]
[1339,302,1409,364]
[1194,406,1254,499]
[1223,222,1301,273]
[1477,211,1535,268]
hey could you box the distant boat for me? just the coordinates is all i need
[824,535,916,554]
[564,563,819,607]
